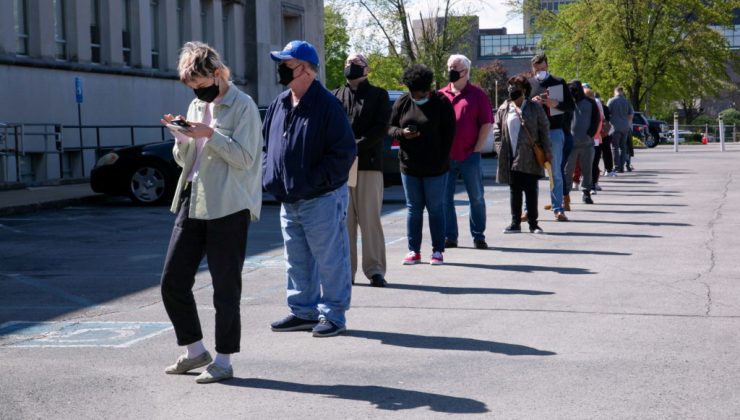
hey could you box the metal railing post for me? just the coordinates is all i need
[673,112,679,152]
[14,125,20,182]
[719,115,726,152]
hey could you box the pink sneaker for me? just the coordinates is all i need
[402,251,421,265]
[430,251,444,265]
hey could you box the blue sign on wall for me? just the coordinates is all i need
[74,77,83,104]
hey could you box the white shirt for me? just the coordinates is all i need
[506,101,523,157]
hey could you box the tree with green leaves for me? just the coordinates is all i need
[324,4,350,90]
[472,60,509,109]
[506,0,738,115]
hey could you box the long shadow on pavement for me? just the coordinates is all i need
[596,203,686,207]
[346,330,557,356]
[544,232,660,238]
[222,379,490,413]
[565,219,690,227]
[383,283,554,295]
[493,246,630,256]
[578,209,672,215]
[443,262,594,275]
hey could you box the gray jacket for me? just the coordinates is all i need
[494,100,552,185]
[606,94,633,132]
[571,97,600,147]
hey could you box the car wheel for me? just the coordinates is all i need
[645,133,658,148]
[127,163,172,205]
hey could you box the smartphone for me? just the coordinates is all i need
[166,119,192,133]
[407,124,418,133]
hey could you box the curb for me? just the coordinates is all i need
[0,194,108,217]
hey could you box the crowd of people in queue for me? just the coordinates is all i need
[155,41,636,383]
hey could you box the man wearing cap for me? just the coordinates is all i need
[262,40,356,337]
[333,53,391,288]
[439,54,493,250]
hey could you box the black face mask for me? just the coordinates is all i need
[344,64,365,81]
[278,63,298,86]
[193,79,219,103]
[448,69,461,83]
[508,86,523,101]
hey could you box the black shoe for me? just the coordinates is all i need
[529,225,544,234]
[312,319,346,337]
[444,239,458,248]
[626,165,633,172]
[503,224,521,234]
[270,315,318,332]
[370,274,387,287]
[582,192,594,204]
[474,240,488,249]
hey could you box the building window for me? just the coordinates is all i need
[282,5,304,46]
[176,0,186,48]
[15,0,29,55]
[151,0,160,68]
[53,0,67,60]
[90,0,101,63]
[479,33,542,58]
[122,0,132,66]
[222,2,231,64]
[200,0,210,44]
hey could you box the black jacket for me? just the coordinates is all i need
[388,92,456,177]
[528,74,575,130]
[333,80,391,171]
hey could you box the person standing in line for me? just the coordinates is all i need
[495,74,552,234]
[333,53,390,288]
[389,64,456,266]
[439,54,493,250]
[159,42,263,383]
[595,92,615,178]
[607,86,634,173]
[528,54,575,222]
[563,80,600,206]
[584,86,606,193]
[262,41,356,337]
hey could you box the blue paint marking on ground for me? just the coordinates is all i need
[0,321,172,348]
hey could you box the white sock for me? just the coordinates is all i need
[185,340,207,359]
[214,353,231,369]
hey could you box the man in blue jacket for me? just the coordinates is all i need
[262,40,356,337]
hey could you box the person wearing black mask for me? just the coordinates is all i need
[159,42,264,383]
[494,74,552,234]
[333,53,391,287]
[563,80,600,205]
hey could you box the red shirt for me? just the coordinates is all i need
[439,82,494,161]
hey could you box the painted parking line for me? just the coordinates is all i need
[0,321,172,348]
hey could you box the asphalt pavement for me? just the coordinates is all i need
[1,144,739,419]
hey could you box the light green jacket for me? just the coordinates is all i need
[170,83,263,220]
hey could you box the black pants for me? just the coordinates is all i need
[592,145,602,185]
[601,135,614,172]
[510,171,539,228]
[160,189,250,354]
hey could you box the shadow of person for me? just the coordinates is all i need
[384,283,554,295]
[345,330,557,356]
[222,379,490,413]
[443,262,594,275]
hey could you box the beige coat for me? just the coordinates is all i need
[170,83,263,220]
[494,99,552,185]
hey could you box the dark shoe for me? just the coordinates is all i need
[503,224,521,234]
[529,225,544,234]
[626,164,633,172]
[370,274,387,287]
[444,239,458,248]
[474,240,488,250]
[270,315,318,332]
[312,319,346,337]
[582,192,594,204]
[555,211,569,222]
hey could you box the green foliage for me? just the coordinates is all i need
[720,108,740,125]
[366,53,406,91]
[524,0,737,114]
[324,4,350,90]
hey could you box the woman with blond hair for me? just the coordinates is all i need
[159,41,263,384]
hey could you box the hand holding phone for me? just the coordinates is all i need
[166,118,192,133]
[406,124,418,133]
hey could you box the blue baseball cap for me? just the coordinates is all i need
[270,40,319,66]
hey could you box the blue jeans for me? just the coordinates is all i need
[280,186,351,328]
[548,129,565,213]
[561,132,574,196]
[401,172,448,254]
[444,152,486,242]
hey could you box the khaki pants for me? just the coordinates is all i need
[347,170,386,281]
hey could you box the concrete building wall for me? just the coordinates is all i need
[0,0,325,182]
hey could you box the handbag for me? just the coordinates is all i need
[600,119,612,139]
[512,105,548,168]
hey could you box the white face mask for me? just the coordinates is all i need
[535,70,549,81]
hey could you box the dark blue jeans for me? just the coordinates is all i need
[401,172,448,254]
[444,152,486,243]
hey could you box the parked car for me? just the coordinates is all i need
[91,140,180,205]
[632,111,650,145]
[646,118,667,148]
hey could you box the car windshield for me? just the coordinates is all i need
[633,113,648,125]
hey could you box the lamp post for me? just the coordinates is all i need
[495,79,498,108]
